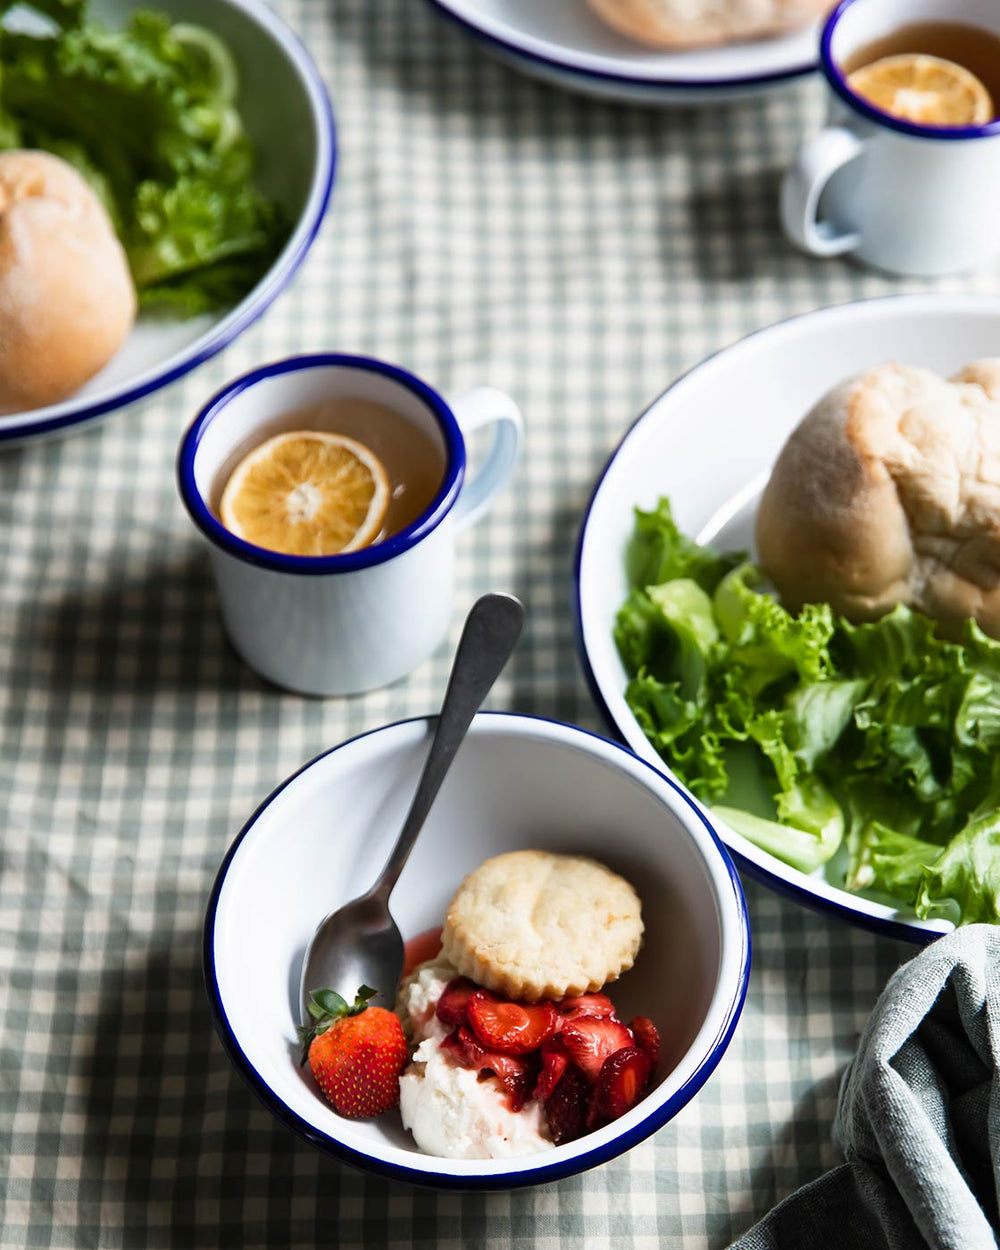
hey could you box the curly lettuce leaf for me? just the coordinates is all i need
[916,814,1000,926]
[846,821,944,901]
[615,495,1000,926]
[128,176,281,310]
[625,498,744,595]
[0,0,82,27]
[784,678,866,770]
[624,671,727,801]
[714,564,834,695]
[715,775,844,875]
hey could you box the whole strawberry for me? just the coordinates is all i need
[298,986,408,1119]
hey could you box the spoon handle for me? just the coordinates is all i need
[372,593,525,901]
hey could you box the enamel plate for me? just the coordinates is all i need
[575,294,1000,942]
[206,714,750,1186]
[0,0,335,445]
[425,0,823,104]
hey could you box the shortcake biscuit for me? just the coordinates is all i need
[441,851,643,1003]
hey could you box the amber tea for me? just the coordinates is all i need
[843,22,1000,116]
[212,396,447,547]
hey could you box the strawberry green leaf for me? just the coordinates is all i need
[349,986,378,1015]
[311,989,349,1019]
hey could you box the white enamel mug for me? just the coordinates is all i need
[177,355,522,696]
[781,0,1000,276]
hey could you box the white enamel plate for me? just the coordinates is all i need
[575,294,1000,942]
[425,0,824,104]
[0,0,334,445]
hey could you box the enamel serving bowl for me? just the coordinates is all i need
[425,0,826,105]
[205,713,750,1188]
[0,0,334,445]
[575,293,1000,943]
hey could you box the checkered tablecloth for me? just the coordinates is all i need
[3,2,999,1246]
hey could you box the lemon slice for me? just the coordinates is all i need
[220,431,390,557]
[848,54,994,127]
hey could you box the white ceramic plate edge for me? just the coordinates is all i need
[424,0,820,93]
[575,293,1000,943]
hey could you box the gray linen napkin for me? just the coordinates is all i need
[730,925,1000,1250]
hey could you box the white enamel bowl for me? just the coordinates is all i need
[575,293,1000,944]
[205,713,749,1188]
[425,0,826,104]
[0,0,334,445]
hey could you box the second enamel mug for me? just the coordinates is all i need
[781,0,1000,276]
[178,355,523,696]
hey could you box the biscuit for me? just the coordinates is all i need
[585,0,833,50]
[441,851,643,1003]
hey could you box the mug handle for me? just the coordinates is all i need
[780,126,865,258]
[449,387,523,531]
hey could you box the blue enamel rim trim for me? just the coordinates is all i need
[0,0,337,446]
[425,0,818,92]
[571,293,1000,946]
[177,355,465,575]
[203,711,752,1189]
[821,0,1000,141]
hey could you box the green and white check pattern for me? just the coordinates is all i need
[2,2,998,1246]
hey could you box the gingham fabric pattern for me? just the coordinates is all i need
[2,2,998,1246]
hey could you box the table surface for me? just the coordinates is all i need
[3,2,999,1247]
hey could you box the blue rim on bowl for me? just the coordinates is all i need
[177,354,466,575]
[820,0,1000,142]
[424,0,819,93]
[0,0,337,445]
[572,293,1000,946]
[203,712,752,1188]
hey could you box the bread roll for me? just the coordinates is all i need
[586,0,834,49]
[756,361,1000,639]
[0,150,136,413]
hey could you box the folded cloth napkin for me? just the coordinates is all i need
[730,925,1000,1250]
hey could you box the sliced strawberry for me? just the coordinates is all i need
[533,1037,571,1103]
[435,977,480,1028]
[467,990,560,1055]
[560,1015,633,1082]
[402,925,444,977]
[438,1028,467,1063]
[556,993,616,1019]
[593,1046,652,1121]
[545,1065,590,1145]
[441,1026,536,1111]
[629,1016,661,1067]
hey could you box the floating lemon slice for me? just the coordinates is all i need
[220,431,390,557]
[848,54,994,127]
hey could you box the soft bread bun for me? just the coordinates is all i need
[0,150,136,413]
[756,361,1000,639]
[586,0,834,48]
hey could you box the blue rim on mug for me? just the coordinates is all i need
[821,0,1000,142]
[177,354,466,576]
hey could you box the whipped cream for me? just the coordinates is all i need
[397,961,554,1160]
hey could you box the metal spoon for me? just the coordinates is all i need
[298,592,525,1022]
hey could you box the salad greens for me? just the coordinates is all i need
[615,497,1000,926]
[0,0,285,311]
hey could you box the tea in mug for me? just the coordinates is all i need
[214,397,447,557]
[842,22,1000,127]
